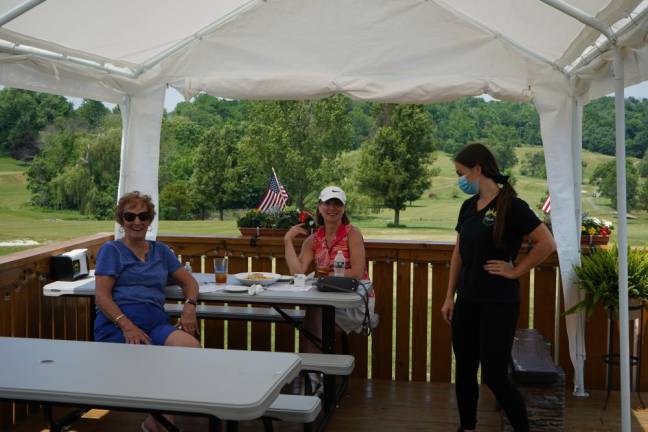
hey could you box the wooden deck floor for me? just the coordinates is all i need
[8,379,648,431]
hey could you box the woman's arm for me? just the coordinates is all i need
[169,266,200,337]
[95,275,151,344]
[441,234,462,323]
[284,224,314,274]
[483,223,556,279]
[345,226,366,279]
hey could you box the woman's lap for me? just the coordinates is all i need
[94,302,177,346]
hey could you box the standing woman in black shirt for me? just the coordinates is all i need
[441,143,556,432]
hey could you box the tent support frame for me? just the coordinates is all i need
[539,0,631,430]
[0,0,46,27]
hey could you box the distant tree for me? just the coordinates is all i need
[638,179,648,211]
[519,151,546,179]
[160,180,195,220]
[358,104,436,226]
[590,160,639,210]
[75,99,110,130]
[640,150,648,178]
[240,95,354,209]
[190,124,257,220]
[0,88,72,158]
[483,124,519,170]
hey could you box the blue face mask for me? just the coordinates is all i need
[458,175,479,195]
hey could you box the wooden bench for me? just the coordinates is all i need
[503,329,565,432]
[164,303,306,322]
[262,394,321,432]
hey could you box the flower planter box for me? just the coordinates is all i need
[580,235,610,246]
[238,227,289,237]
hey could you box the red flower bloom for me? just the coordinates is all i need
[299,211,313,224]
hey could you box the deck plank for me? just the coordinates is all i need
[8,380,648,431]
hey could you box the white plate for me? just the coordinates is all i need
[224,285,249,293]
[233,272,281,286]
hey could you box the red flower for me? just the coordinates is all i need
[299,211,313,224]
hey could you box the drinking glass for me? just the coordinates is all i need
[213,257,228,285]
[315,251,329,278]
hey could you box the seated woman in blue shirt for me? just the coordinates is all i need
[94,191,200,347]
[94,191,200,431]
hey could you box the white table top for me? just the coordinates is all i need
[44,272,364,309]
[0,336,301,420]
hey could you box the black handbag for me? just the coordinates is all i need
[315,276,359,293]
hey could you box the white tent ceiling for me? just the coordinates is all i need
[0,1,647,429]
[0,0,645,102]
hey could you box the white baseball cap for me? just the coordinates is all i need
[319,186,346,204]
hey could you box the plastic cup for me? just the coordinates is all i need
[213,257,228,285]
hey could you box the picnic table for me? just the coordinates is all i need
[0,336,301,431]
[43,272,364,416]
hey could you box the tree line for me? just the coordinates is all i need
[1,88,647,223]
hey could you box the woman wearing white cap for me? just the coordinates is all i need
[284,186,376,355]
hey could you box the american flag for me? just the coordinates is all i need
[258,168,289,212]
[541,195,551,214]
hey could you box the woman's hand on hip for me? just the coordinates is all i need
[441,297,454,324]
[121,323,152,345]
[483,260,519,279]
[180,307,199,336]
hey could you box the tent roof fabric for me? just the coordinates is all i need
[0,0,645,103]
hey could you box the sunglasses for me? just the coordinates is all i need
[123,211,151,222]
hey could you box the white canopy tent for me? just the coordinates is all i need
[0,0,646,428]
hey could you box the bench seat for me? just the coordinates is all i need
[511,328,559,385]
[297,353,355,375]
[164,303,305,322]
[264,394,321,424]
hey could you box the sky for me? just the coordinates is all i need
[68,80,648,112]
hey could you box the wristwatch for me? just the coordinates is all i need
[184,298,198,306]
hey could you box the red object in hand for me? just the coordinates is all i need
[299,211,312,224]
[299,211,316,233]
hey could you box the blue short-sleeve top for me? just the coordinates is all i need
[94,240,181,309]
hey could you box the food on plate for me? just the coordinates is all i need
[243,272,273,281]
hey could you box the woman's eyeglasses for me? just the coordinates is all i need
[123,211,151,222]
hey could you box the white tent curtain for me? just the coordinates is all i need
[115,85,166,240]
[533,69,586,395]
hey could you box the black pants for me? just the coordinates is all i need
[451,298,529,431]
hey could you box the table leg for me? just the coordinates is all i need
[321,305,336,413]
[89,296,96,341]
[209,416,222,432]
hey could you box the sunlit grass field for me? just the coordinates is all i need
[1,147,646,257]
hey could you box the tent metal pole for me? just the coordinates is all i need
[0,0,46,27]
[538,0,615,41]
[613,44,631,432]
[539,1,631,429]
[0,42,135,78]
[570,7,648,74]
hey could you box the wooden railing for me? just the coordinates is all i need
[0,232,639,428]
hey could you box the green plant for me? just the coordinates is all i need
[566,246,648,318]
[236,207,302,229]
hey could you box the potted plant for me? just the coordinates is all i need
[237,207,316,237]
[565,246,648,319]
[581,215,613,246]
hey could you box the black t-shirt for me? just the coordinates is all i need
[454,194,541,303]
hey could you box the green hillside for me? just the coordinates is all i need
[1,148,646,257]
